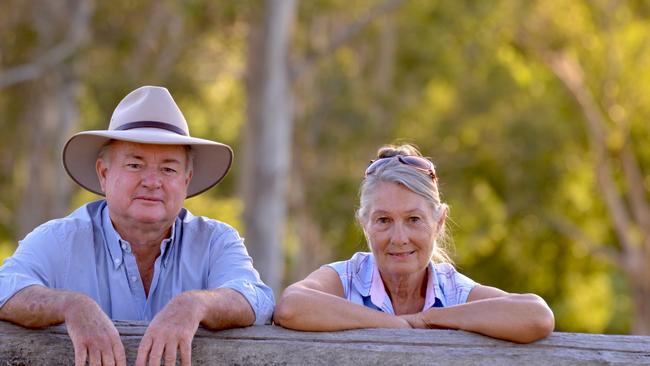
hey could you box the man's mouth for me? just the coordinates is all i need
[134,196,163,202]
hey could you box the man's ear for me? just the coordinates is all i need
[185,168,193,187]
[96,158,108,193]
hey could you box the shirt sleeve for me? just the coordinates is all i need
[435,263,477,306]
[324,260,350,299]
[207,227,275,325]
[451,269,477,305]
[0,223,65,308]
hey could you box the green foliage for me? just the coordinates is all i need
[288,0,650,334]
[2,0,649,334]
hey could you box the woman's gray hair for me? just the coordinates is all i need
[356,145,453,264]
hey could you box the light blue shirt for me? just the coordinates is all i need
[0,200,274,324]
[327,252,476,314]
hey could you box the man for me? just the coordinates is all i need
[0,86,274,366]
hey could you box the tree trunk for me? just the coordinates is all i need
[11,0,91,239]
[16,75,79,238]
[626,246,650,335]
[242,0,296,293]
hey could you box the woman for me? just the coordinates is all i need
[274,144,554,343]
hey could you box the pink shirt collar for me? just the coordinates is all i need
[369,259,438,314]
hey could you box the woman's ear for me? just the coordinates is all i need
[436,206,448,232]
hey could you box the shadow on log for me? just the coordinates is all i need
[1,320,649,365]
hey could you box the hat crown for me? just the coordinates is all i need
[63,85,233,198]
[108,86,189,134]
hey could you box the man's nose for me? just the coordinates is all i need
[141,168,163,188]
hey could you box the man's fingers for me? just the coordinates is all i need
[163,342,178,366]
[73,344,87,366]
[148,340,165,366]
[180,339,192,366]
[135,336,152,366]
[113,338,127,366]
[101,348,116,366]
[88,347,102,366]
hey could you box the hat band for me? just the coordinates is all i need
[115,121,188,136]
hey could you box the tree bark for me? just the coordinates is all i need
[242,0,297,293]
[16,74,79,238]
[11,0,92,239]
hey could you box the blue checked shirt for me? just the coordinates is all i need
[327,252,476,313]
[0,200,274,324]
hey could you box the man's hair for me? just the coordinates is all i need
[97,140,194,173]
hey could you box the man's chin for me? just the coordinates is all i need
[130,211,168,225]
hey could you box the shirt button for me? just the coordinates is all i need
[131,276,138,282]
[121,243,127,250]
[114,258,121,265]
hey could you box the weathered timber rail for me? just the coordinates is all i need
[1,320,649,365]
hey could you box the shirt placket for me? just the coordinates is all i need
[119,240,147,319]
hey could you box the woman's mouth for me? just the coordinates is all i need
[388,250,415,258]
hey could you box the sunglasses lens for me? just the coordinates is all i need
[400,156,433,171]
[365,158,390,176]
[365,155,435,178]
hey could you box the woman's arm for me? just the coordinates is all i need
[401,285,554,343]
[274,266,410,331]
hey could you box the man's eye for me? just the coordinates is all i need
[126,163,141,169]
[162,167,177,174]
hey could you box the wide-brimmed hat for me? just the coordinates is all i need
[62,85,233,198]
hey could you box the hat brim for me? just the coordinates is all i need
[62,128,233,198]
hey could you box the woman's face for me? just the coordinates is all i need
[362,181,440,278]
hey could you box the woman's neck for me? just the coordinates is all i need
[381,267,428,315]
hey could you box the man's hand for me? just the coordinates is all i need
[64,294,126,366]
[135,293,202,366]
[0,286,126,366]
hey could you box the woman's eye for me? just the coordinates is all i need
[377,217,390,224]
[409,216,421,223]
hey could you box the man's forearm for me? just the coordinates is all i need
[0,285,80,328]
[176,288,256,330]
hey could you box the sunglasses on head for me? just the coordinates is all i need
[365,155,436,179]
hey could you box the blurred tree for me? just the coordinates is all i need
[0,0,94,238]
[1,0,648,335]
[242,0,297,293]
[515,0,650,335]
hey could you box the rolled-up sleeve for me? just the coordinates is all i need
[208,228,274,325]
[0,224,62,308]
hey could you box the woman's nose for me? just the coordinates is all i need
[391,223,409,245]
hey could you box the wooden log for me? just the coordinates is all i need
[1,320,649,365]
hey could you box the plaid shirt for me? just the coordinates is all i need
[326,252,476,314]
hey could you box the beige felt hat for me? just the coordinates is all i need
[62,85,233,198]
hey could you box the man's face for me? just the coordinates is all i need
[96,141,192,230]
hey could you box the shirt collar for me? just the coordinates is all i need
[369,261,391,312]
[102,205,124,270]
[102,204,178,269]
[350,253,374,298]
[366,257,441,313]
[160,219,178,268]
[422,261,440,310]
